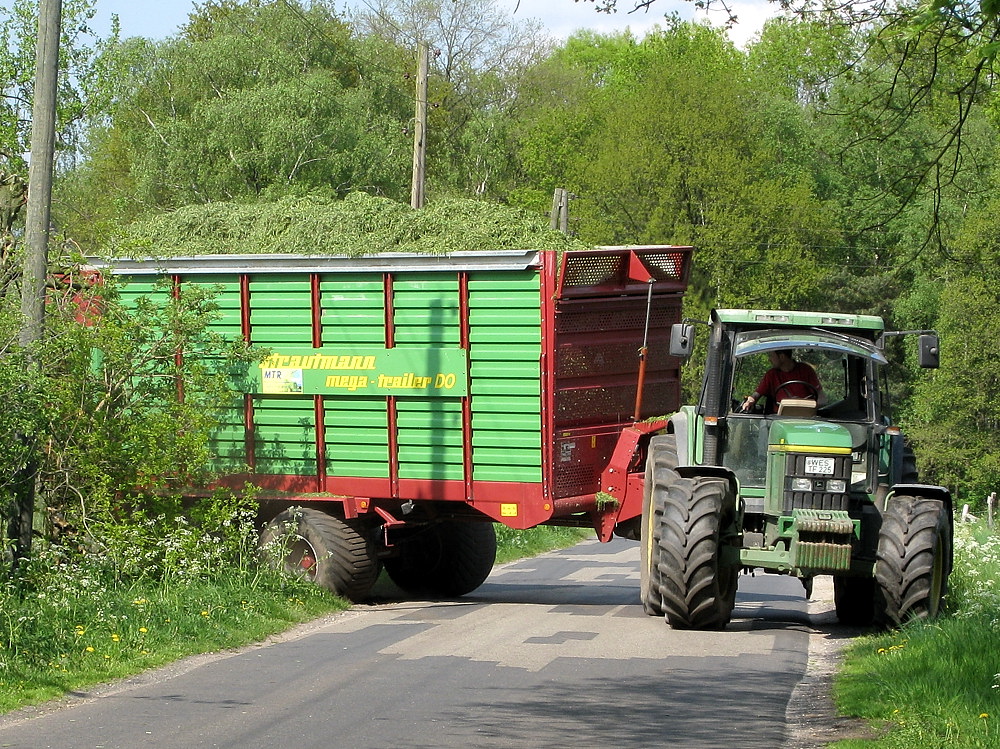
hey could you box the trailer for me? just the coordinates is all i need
[108,246,692,599]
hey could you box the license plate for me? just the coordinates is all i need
[805,456,835,475]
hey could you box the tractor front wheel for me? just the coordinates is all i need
[874,496,952,627]
[656,476,738,630]
[641,434,678,617]
[258,508,380,602]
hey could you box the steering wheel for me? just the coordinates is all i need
[775,380,819,401]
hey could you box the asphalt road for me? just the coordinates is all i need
[0,539,849,749]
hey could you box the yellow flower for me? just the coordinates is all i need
[139,627,148,633]
[111,634,120,642]
[981,713,990,719]
[85,646,94,653]
[200,610,209,617]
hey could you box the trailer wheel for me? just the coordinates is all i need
[259,508,379,602]
[641,435,678,617]
[384,521,497,597]
[833,576,875,626]
[874,496,951,627]
[656,477,738,630]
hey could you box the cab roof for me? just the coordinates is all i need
[713,309,884,336]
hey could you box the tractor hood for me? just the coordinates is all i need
[768,420,854,451]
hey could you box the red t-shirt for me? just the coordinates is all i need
[756,361,820,411]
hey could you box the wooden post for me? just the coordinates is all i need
[410,42,428,209]
[13,0,62,563]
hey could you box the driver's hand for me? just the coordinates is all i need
[740,396,756,413]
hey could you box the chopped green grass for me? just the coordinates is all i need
[110,192,591,258]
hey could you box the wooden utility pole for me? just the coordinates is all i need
[21,0,61,348]
[550,188,570,233]
[13,0,62,563]
[410,42,428,209]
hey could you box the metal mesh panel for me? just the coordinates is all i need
[642,251,687,281]
[555,383,679,428]
[561,254,621,287]
[553,461,603,498]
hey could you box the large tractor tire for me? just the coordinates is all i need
[384,520,497,598]
[656,476,739,630]
[874,496,952,627]
[258,508,380,602]
[833,575,875,626]
[641,434,679,617]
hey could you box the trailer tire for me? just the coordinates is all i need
[833,575,875,626]
[874,496,951,628]
[259,508,379,602]
[656,476,738,630]
[641,435,679,617]
[384,521,497,598]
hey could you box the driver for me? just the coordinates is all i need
[741,349,823,414]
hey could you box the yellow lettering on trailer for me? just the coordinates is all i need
[260,353,378,371]
[500,504,518,517]
[324,375,370,392]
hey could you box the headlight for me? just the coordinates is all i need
[827,479,847,493]
[792,478,813,491]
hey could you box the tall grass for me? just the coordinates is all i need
[832,521,1000,748]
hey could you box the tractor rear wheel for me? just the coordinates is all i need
[656,476,738,630]
[258,508,380,602]
[384,520,497,597]
[874,496,952,627]
[641,435,678,617]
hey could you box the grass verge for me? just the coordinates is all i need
[0,572,345,714]
[831,521,1000,748]
[494,524,594,565]
[2,522,591,714]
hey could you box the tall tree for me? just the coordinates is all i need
[349,0,552,197]
[514,22,837,312]
[58,0,415,245]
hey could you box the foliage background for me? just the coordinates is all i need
[1,0,999,557]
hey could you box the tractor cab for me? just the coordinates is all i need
[722,328,890,498]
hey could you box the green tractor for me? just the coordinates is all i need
[641,309,952,629]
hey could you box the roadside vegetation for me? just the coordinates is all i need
[833,521,1000,748]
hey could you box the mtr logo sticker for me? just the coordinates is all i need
[254,348,468,397]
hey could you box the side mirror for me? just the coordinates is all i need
[669,323,695,359]
[918,333,939,369]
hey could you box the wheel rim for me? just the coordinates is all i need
[284,534,319,579]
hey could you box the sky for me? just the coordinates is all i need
[86,0,781,48]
